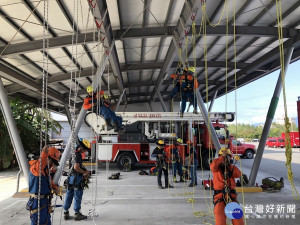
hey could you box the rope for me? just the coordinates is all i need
[203,0,227,28]
[275,0,299,200]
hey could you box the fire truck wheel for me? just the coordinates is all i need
[245,149,254,159]
[116,152,136,170]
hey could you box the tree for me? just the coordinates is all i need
[0,99,62,170]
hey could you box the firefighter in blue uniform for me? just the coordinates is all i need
[180,67,198,115]
[63,139,91,221]
[27,146,61,225]
[187,140,198,187]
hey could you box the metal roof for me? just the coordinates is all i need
[0,0,299,114]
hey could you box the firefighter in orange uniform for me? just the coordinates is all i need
[27,146,61,225]
[210,148,244,225]
[83,86,104,111]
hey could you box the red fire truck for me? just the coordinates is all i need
[85,112,235,170]
[281,132,299,147]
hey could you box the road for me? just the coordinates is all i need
[236,142,300,188]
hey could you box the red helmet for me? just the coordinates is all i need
[48,147,61,165]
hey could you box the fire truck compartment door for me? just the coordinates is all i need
[149,144,158,161]
[98,144,113,160]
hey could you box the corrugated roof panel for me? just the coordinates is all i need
[147,0,170,26]
[157,37,171,61]
[85,43,104,67]
[254,0,298,27]
[1,3,44,39]
[116,40,125,63]
[3,56,41,79]
[119,0,143,28]
[141,70,153,81]
[167,0,185,26]
[144,37,160,61]
[0,17,26,44]
[64,45,94,69]
[107,0,120,29]
[23,51,62,74]
[124,39,142,62]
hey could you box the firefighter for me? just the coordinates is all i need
[151,139,174,189]
[210,148,244,225]
[171,138,184,183]
[169,67,189,100]
[181,67,198,116]
[27,146,61,225]
[99,94,124,132]
[187,140,198,187]
[83,85,104,111]
[63,139,91,221]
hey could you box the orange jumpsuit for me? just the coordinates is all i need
[210,156,244,225]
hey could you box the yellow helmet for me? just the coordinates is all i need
[188,67,195,73]
[87,86,93,93]
[78,138,91,151]
[157,139,165,146]
[218,148,232,156]
[176,138,183,144]
[104,94,109,99]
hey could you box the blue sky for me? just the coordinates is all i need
[211,60,300,125]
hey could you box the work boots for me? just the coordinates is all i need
[180,176,184,182]
[64,211,69,220]
[105,119,113,130]
[75,212,87,221]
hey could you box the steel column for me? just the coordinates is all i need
[208,90,218,112]
[248,47,294,186]
[53,44,113,184]
[156,89,167,112]
[195,89,222,153]
[115,89,126,112]
[0,78,29,183]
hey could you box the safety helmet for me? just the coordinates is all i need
[188,67,195,73]
[157,139,165,146]
[176,138,183,144]
[78,138,91,151]
[48,147,61,165]
[104,94,109,99]
[183,67,189,73]
[87,86,93,93]
[100,90,104,95]
[218,148,232,156]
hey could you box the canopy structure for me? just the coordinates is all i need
[0,0,299,114]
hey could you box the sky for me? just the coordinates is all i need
[52,60,300,125]
[211,60,300,125]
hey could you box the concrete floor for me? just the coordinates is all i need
[0,145,300,225]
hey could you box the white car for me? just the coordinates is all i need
[237,138,245,142]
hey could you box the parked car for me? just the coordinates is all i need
[231,139,256,159]
[266,137,285,148]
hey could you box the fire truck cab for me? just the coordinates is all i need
[85,112,235,170]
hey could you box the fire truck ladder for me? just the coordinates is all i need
[84,112,235,135]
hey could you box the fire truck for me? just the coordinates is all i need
[85,112,235,170]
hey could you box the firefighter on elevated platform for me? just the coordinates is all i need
[169,67,199,116]
[100,94,124,132]
[83,86,123,132]
[27,146,61,225]
[210,148,244,225]
[151,139,174,189]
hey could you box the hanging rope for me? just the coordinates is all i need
[275,0,299,200]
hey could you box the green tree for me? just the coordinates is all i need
[0,99,62,170]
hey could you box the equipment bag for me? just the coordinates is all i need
[262,177,284,190]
